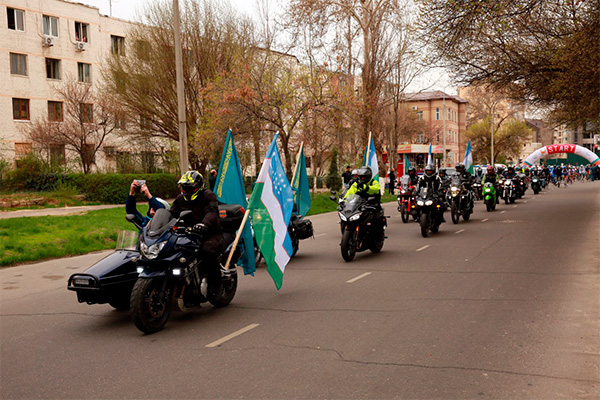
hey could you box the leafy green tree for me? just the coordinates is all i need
[467,118,533,164]
[326,148,342,191]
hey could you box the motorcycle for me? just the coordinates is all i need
[448,174,473,224]
[501,177,518,204]
[531,175,542,194]
[332,192,387,262]
[482,182,497,212]
[396,175,417,223]
[127,207,243,333]
[472,177,483,201]
[253,213,313,265]
[415,187,444,237]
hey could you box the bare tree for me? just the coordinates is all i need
[26,78,123,174]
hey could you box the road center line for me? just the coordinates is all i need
[501,211,506,214]
[314,233,326,238]
[206,324,260,348]
[346,272,372,283]
[416,245,430,252]
[455,229,465,234]
[513,205,518,208]
[481,218,489,222]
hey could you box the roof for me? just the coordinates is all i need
[402,90,468,104]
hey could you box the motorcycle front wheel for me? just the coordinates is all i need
[130,277,172,334]
[341,229,357,262]
[400,203,409,223]
[420,213,429,238]
[486,201,492,212]
[451,202,460,224]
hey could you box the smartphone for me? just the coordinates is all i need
[137,180,146,190]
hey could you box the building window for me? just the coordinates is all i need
[50,144,65,165]
[80,103,93,123]
[15,142,32,157]
[139,115,152,130]
[111,35,125,56]
[43,15,59,37]
[436,131,440,142]
[82,143,96,165]
[417,134,424,144]
[74,21,89,42]
[78,62,91,82]
[416,111,423,120]
[12,98,30,120]
[10,53,27,76]
[46,58,61,80]
[48,101,63,122]
[448,108,451,121]
[436,108,440,120]
[7,8,25,31]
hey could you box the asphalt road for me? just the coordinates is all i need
[1,183,599,399]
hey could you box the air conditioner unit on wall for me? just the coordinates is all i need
[43,36,54,47]
[76,41,87,51]
[411,106,418,111]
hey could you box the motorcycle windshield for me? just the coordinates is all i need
[450,174,461,187]
[116,230,139,250]
[342,193,364,214]
[146,208,177,238]
[417,187,430,199]
[399,176,410,189]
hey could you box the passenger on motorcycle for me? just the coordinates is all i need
[126,179,169,229]
[406,166,419,186]
[418,164,446,222]
[170,170,223,289]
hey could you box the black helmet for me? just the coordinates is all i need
[455,162,465,172]
[507,165,514,172]
[357,166,372,184]
[438,168,446,176]
[408,166,416,175]
[425,163,436,177]
[178,170,204,201]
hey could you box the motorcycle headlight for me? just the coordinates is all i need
[451,186,458,191]
[339,212,349,221]
[485,188,491,192]
[417,200,424,206]
[349,213,362,221]
[140,241,166,260]
[425,200,433,206]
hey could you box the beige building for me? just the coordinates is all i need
[400,91,469,170]
[1,0,136,169]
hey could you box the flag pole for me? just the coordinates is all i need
[290,142,304,188]
[365,132,372,166]
[223,209,251,271]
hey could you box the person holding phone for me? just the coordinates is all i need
[126,179,169,229]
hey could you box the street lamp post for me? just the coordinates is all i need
[442,93,446,167]
[173,0,188,174]
[490,103,495,166]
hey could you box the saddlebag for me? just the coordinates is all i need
[293,218,314,240]
[218,204,244,232]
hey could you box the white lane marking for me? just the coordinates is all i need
[501,211,506,214]
[513,205,517,208]
[416,245,430,252]
[346,272,372,283]
[524,200,528,203]
[455,229,465,234]
[206,324,260,348]
[314,233,326,238]
[481,218,489,222]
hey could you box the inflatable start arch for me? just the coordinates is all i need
[523,144,600,167]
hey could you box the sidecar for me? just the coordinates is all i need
[67,231,140,310]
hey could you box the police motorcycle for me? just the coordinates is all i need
[415,186,444,238]
[448,173,473,224]
[330,190,387,262]
[482,182,497,212]
[396,175,418,223]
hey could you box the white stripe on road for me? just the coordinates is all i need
[206,324,260,348]
[455,229,465,234]
[314,233,326,237]
[481,218,489,222]
[513,205,517,208]
[416,245,430,252]
[501,211,506,214]
[524,200,528,203]
[346,272,372,283]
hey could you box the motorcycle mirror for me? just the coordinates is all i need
[329,195,337,202]
[126,214,136,222]
[330,189,337,195]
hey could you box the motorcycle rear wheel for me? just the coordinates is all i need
[208,271,238,307]
[130,277,172,334]
[400,203,409,223]
[420,213,429,238]
[341,229,357,262]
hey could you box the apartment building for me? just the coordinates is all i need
[1,0,136,169]
[399,90,468,171]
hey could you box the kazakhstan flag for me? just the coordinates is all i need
[291,146,311,217]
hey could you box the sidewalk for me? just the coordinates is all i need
[0,204,123,219]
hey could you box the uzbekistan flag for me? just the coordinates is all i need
[427,143,433,166]
[362,134,379,180]
[463,140,474,174]
[248,134,294,289]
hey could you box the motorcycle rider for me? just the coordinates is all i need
[170,170,223,291]
[481,166,500,202]
[344,166,383,221]
[502,165,522,195]
[406,166,419,186]
[417,163,446,222]
[455,162,474,210]
[126,179,169,228]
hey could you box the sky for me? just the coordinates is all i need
[77,0,453,94]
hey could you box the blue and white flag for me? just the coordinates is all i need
[291,146,311,217]
[404,154,410,174]
[427,143,433,166]
[248,134,294,290]
[214,129,256,276]
[463,140,474,174]
[362,134,379,179]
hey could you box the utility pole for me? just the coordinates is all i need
[490,103,495,166]
[442,93,446,167]
[173,0,188,173]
